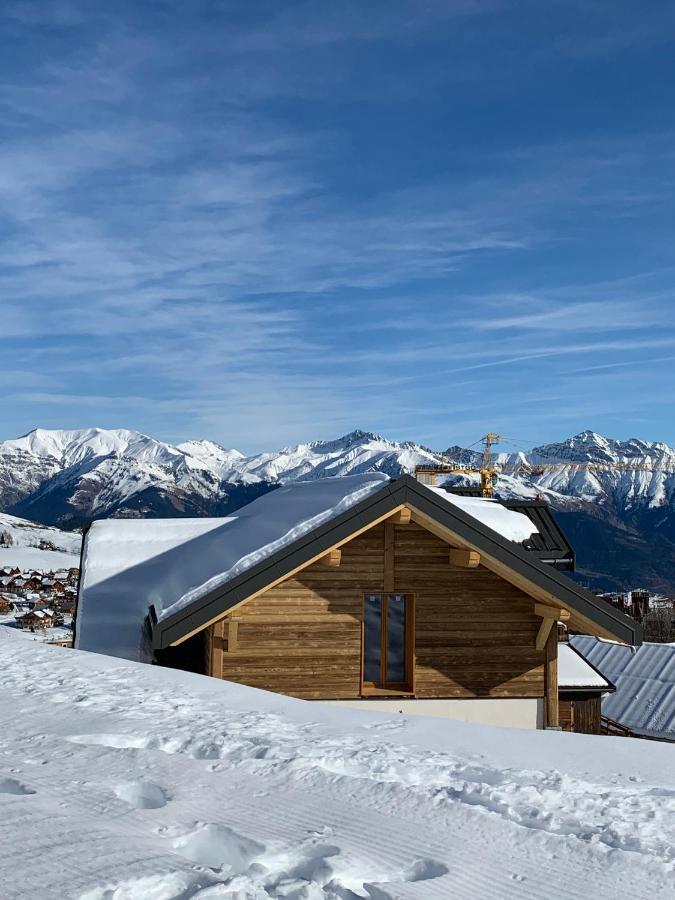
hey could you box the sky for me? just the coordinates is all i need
[2,0,675,454]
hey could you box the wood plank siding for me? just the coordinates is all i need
[209,519,548,702]
[559,696,602,734]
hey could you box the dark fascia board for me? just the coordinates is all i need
[151,474,643,650]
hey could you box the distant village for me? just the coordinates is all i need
[0,565,79,646]
[594,588,675,642]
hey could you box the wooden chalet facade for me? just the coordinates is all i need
[141,476,640,732]
[16,609,54,630]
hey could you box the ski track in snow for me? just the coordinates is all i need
[0,635,673,899]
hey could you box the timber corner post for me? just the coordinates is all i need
[544,625,559,728]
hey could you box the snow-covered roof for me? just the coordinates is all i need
[427,488,538,543]
[558,643,611,690]
[571,636,675,740]
[77,474,538,662]
[21,609,49,620]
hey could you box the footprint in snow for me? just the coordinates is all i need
[114,780,168,809]
[0,775,36,795]
[171,822,266,872]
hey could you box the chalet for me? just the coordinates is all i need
[16,609,54,630]
[10,601,30,617]
[12,576,41,595]
[76,474,640,732]
[40,579,66,594]
[56,597,77,616]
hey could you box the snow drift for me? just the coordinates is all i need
[0,629,673,899]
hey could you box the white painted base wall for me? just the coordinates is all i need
[321,697,544,730]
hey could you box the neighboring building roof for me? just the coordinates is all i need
[443,488,575,570]
[558,643,613,692]
[77,474,642,662]
[571,636,675,740]
[502,501,575,571]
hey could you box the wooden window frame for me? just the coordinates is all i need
[361,593,415,697]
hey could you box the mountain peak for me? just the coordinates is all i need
[335,429,386,445]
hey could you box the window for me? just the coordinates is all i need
[362,594,414,693]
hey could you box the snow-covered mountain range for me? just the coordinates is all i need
[2,426,675,592]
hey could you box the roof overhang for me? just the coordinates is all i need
[151,475,643,652]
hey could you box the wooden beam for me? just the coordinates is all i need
[227,617,239,653]
[384,521,395,593]
[534,603,570,620]
[319,548,342,568]
[211,619,224,677]
[545,624,559,727]
[535,616,555,652]
[390,507,412,525]
[449,548,481,568]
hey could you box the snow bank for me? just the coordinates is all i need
[0,629,673,899]
[571,635,675,739]
[558,642,611,689]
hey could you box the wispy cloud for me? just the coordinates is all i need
[0,1,674,450]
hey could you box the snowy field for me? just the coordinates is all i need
[0,631,672,899]
[0,512,81,570]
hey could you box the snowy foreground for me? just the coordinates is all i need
[0,633,673,900]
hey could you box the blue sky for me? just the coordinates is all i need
[2,1,675,453]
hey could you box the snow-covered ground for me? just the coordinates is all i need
[0,613,73,644]
[0,512,81,569]
[0,630,672,900]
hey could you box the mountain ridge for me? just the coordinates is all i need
[2,426,675,594]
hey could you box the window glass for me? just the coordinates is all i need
[363,594,382,683]
[386,594,407,684]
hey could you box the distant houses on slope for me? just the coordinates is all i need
[0,565,79,646]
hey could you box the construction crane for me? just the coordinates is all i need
[415,433,675,498]
[415,433,505,498]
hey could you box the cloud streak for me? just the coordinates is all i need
[0,2,674,450]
